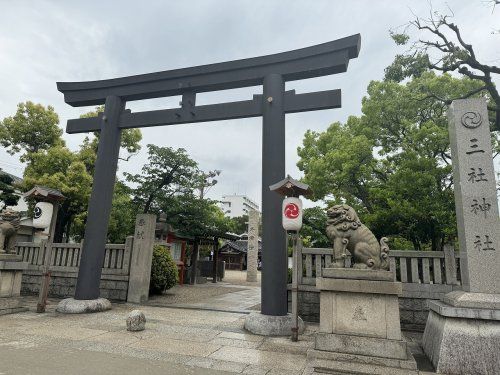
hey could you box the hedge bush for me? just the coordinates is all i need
[149,244,179,294]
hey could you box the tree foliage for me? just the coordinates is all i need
[22,145,92,241]
[298,72,499,250]
[150,244,178,294]
[164,194,232,239]
[0,102,63,162]
[386,6,500,130]
[228,215,249,235]
[301,207,330,248]
[127,144,232,239]
[0,103,142,242]
[79,106,142,164]
[125,144,200,214]
[0,171,20,209]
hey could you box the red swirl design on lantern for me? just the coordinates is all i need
[284,203,300,219]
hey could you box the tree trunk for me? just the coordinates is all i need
[411,238,421,251]
[64,218,72,243]
[53,208,66,243]
[189,239,199,285]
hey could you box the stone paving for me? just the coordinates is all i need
[0,301,315,374]
[147,270,262,313]
[0,271,435,374]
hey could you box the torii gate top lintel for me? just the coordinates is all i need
[57,34,360,107]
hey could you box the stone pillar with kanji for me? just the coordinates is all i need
[423,99,500,374]
[246,210,259,282]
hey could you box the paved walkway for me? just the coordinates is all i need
[147,270,261,313]
[0,301,316,375]
[0,271,435,374]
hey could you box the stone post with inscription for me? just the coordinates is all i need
[246,209,259,282]
[423,99,500,374]
[127,214,156,304]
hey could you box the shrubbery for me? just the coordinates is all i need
[149,244,178,294]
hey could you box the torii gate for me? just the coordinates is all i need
[57,34,360,318]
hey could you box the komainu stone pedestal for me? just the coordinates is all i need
[422,291,500,374]
[307,268,417,374]
[0,254,29,315]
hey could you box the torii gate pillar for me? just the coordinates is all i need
[261,74,287,316]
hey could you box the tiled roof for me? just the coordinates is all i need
[220,239,262,254]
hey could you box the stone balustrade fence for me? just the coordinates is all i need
[16,237,134,301]
[289,244,462,330]
[16,240,132,275]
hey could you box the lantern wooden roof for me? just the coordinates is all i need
[269,175,312,197]
[23,186,66,202]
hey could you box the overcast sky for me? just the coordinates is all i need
[0,0,498,209]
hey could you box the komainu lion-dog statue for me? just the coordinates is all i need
[0,209,20,254]
[326,204,389,270]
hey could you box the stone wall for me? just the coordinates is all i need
[21,270,129,301]
[287,287,320,322]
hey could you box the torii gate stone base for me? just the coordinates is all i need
[55,35,360,336]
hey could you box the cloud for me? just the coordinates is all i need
[0,0,498,208]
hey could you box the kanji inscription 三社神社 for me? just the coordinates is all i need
[448,99,500,294]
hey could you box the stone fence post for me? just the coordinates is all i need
[127,214,156,303]
[443,244,458,285]
[123,236,134,275]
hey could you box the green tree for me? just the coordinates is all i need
[125,144,201,214]
[386,4,500,130]
[0,102,63,162]
[0,102,142,242]
[150,244,179,294]
[228,215,249,235]
[297,72,498,251]
[301,207,330,248]
[71,181,135,243]
[23,143,138,242]
[17,106,142,242]
[0,171,20,209]
[79,106,142,169]
[22,145,92,241]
